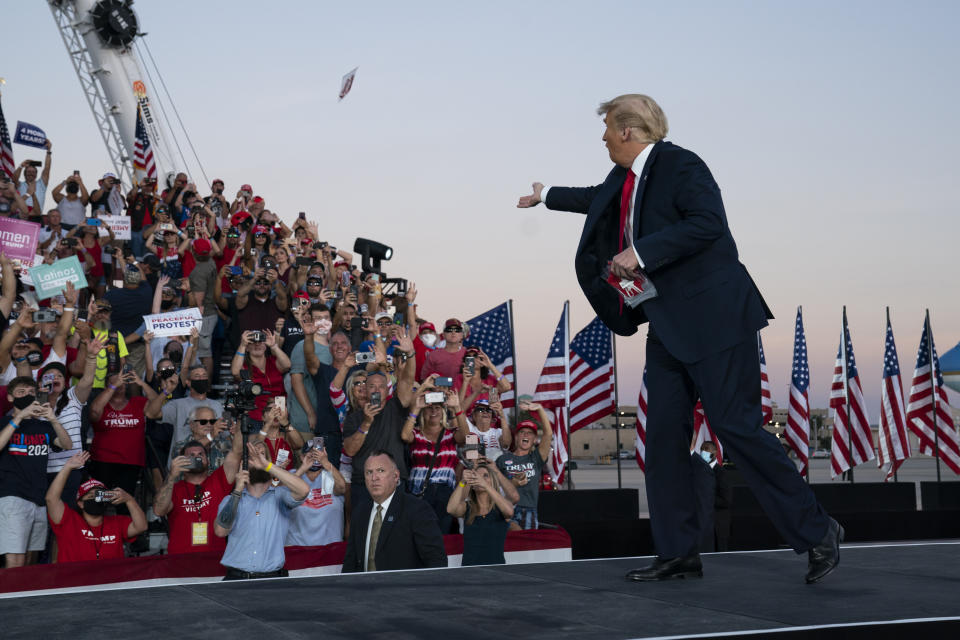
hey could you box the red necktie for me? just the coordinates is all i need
[619,169,636,252]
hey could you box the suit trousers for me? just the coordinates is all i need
[644,332,829,557]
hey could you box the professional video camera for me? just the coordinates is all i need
[217,370,264,468]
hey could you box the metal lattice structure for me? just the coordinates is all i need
[48,0,134,185]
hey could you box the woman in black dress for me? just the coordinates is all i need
[447,464,515,566]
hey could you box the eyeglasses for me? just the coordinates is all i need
[376,319,392,326]
[192,418,217,425]
[445,326,463,333]
[473,407,493,414]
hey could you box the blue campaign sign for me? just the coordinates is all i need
[13,121,47,148]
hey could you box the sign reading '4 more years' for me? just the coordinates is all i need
[29,256,88,300]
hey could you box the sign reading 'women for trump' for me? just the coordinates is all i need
[0,217,40,264]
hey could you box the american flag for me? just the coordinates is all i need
[0,94,14,178]
[635,368,647,471]
[759,333,773,425]
[533,305,569,484]
[828,311,875,478]
[133,105,156,180]
[878,315,911,481]
[784,307,810,476]
[693,402,724,464]
[465,301,515,408]
[568,317,615,432]
[906,315,960,474]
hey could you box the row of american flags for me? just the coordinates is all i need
[1,92,156,181]
[638,307,960,482]
[466,299,960,486]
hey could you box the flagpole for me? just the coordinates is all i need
[926,309,942,483]
[564,300,572,491]
[507,299,518,430]
[612,332,622,489]
[887,306,899,483]
[841,306,854,483]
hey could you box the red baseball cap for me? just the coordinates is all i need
[240,184,253,192]
[77,479,107,502]
[333,260,349,269]
[419,322,437,335]
[293,291,310,301]
[252,225,270,235]
[192,238,212,255]
[251,196,264,204]
[515,420,539,434]
[444,318,463,330]
[230,211,251,227]
[212,178,224,185]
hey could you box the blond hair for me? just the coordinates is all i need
[465,464,502,525]
[597,94,668,143]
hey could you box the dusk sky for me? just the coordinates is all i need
[2,1,958,414]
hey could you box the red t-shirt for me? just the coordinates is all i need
[216,246,239,293]
[80,241,104,277]
[166,466,232,555]
[246,356,284,421]
[420,346,465,380]
[50,507,133,563]
[264,436,294,471]
[91,396,148,466]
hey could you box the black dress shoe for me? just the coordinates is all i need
[805,517,844,584]
[625,555,702,582]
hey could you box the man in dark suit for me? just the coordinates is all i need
[341,451,448,573]
[518,94,841,583]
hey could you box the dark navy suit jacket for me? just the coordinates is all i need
[545,140,772,363]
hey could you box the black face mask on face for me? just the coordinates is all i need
[82,500,108,516]
[12,395,36,410]
[160,299,176,310]
[190,379,209,395]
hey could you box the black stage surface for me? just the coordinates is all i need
[4,542,960,639]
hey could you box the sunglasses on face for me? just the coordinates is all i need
[474,407,493,414]
[376,319,392,326]
[193,418,216,425]
[353,380,367,387]
[445,326,463,333]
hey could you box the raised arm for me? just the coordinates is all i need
[0,253,17,319]
[46,451,89,525]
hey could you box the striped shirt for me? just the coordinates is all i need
[47,386,85,473]
[407,428,458,494]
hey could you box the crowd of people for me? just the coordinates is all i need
[0,153,557,577]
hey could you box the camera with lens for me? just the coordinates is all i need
[94,489,115,503]
[249,330,266,343]
[32,309,58,323]
[355,352,376,364]
[185,456,205,472]
[220,371,264,435]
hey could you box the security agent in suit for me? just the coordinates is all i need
[341,450,448,573]
[518,94,841,584]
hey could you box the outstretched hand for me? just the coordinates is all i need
[517,182,544,208]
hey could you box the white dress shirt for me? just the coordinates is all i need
[363,489,395,571]
[540,143,653,268]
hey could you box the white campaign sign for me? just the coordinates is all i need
[144,307,203,337]
[97,215,132,240]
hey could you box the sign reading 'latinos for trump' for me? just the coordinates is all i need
[0,217,40,264]
[144,308,203,337]
[29,256,88,300]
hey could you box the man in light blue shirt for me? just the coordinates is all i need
[215,440,309,579]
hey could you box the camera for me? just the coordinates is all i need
[261,256,277,271]
[169,278,182,289]
[249,331,266,343]
[307,436,325,452]
[94,489,115,503]
[61,237,79,247]
[424,391,445,404]
[434,377,453,388]
[220,370,264,434]
[458,434,486,470]
[464,356,476,377]
[370,391,382,409]
[296,256,312,267]
[185,456,205,472]
[32,309,58,323]
[355,352,376,364]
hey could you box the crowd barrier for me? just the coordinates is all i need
[0,528,572,597]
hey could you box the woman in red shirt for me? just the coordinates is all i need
[46,451,147,563]
[259,399,303,471]
[72,220,115,297]
[89,370,160,502]
[231,329,291,421]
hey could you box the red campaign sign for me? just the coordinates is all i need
[0,217,40,263]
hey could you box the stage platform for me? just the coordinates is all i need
[3,541,960,639]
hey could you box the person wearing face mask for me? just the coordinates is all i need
[286,440,346,546]
[215,441,309,580]
[0,282,77,385]
[0,377,74,568]
[88,369,160,506]
[145,364,223,461]
[50,172,90,228]
[413,322,438,383]
[46,450,147,563]
[154,424,241,555]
